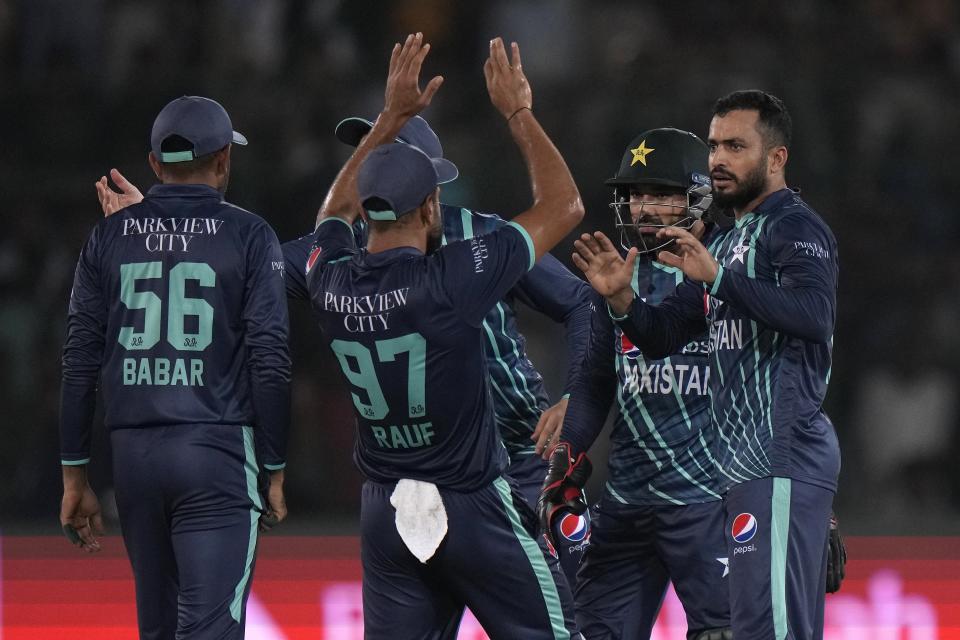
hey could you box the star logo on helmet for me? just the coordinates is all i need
[630,140,655,166]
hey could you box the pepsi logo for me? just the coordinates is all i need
[731,513,758,544]
[306,246,322,273]
[559,513,588,542]
[616,330,641,358]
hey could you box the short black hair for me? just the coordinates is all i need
[713,90,792,150]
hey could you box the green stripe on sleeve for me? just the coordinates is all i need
[230,426,263,623]
[61,458,90,466]
[493,477,569,640]
[710,265,725,296]
[771,477,792,640]
[606,302,629,321]
[505,221,536,271]
[460,208,475,239]
[317,216,354,230]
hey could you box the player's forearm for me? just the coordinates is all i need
[560,296,593,398]
[250,379,291,469]
[59,380,95,465]
[508,110,584,260]
[59,323,103,465]
[316,111,409,227]
[245,319,291,468]
[246,323,292,468]
[711,267,835,342]
[562,375,614,457]
[563,306,617,454]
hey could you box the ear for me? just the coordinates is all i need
[148,152,163,181]
[418,200,433,229]
[768,145,788,175]
[419,188,441,227]
[215,146,231,177]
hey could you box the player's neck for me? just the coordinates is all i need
[367,229,428,255]
[161,175,222,191]
[733,177,786,219]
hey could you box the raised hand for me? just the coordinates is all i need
[383,32,444,120]
[572,231,637,315]
[655,221,719,285]
[96,168,144,217]
[483,38,532,120]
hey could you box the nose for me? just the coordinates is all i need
[709,149,725,171]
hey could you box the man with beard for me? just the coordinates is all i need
[307,35,584,638]
[287,109,592,584]
[544,128,732,640]
[60,95,290,639]
[572,90,840,640]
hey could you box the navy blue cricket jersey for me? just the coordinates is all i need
[305,215,537,491]
[60,184,291,469]
[285,204,591,461]
[617,189,840,492]
[565,257,719,506]
[437,205,591,459]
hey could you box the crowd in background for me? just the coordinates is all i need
[2,0,959,534]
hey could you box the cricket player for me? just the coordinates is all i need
[572,90,840,640]
[60,95,291,639]
[308,34,584,638]
[96,114,594,586]
[286,113,593,581]
[542,127,732,640]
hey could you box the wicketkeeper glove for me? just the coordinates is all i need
[826,510,847,593]
[537,442,592,546]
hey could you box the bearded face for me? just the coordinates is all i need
[708,109,775,213]
[710,153,767,211]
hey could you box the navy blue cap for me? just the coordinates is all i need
[335,115,458,184]
[357,143,439,221]
[151,96,248,163]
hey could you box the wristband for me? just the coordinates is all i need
[607,301,630,322]
[508,106,531,122]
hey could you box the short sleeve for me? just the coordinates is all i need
[432,223,534,327]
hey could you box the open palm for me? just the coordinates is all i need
[96,168,143,217]
[572,231,636,299]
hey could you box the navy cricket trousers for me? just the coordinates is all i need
[361,477,581,640]
[111,424,263,640]
[725,476,833,640]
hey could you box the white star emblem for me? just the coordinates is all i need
[717,557,729,578]
[729,243,750,265]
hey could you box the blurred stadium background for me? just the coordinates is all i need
[2,0,959,637]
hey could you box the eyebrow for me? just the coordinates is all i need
[707,137,748,146]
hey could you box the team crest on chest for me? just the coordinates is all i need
[729,243,750,266]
